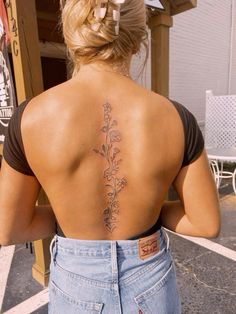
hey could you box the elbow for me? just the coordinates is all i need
[0,232,15,246]
[0,237,14,246]
[204,228,220,239]
[188,215,221,239]
[207,223,221,238]
[191,208,221,239]
[200,220,221,239]
[206,214,221,239]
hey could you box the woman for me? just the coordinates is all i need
[0,0,220,313]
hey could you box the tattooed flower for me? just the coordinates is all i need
[112,200,119,209]
[111,208,119,215]
[113,147,120,155]
[103,208,110,216]
[103,103,111,113]
[117,177,127,192]
[101,126,108,133]
[107,191,114,197]
[104,167,117,181]
[109,130,122,142]
[104,168,110,180]
[104,113,110,123]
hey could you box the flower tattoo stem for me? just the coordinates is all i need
[93,103,127,232]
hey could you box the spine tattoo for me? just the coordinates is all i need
[93,103,127,232]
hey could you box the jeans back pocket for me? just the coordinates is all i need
[49,280,104,313]
[134,263,181,314]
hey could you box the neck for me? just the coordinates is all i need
[75,59,131,78]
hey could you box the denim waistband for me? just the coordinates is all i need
[50,227,169,259]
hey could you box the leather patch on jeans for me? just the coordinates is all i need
[138,232,159,260]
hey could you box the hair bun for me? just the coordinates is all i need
[61,0,148,75]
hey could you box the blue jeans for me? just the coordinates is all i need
[49,228,181,313]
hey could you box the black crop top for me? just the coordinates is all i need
[3,99,204,175]
[3,101,35,176]
[171,100,204,167]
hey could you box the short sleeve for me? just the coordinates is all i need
[171,101,205,168]
[3,101,35,176]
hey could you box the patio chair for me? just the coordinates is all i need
[205,90,236,194]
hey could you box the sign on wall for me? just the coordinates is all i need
[145,0,165,10]
[0,0,16,143]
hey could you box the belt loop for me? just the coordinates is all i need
[49,236,55,256]
[111,241,118,281]
[49,235,58,263]
[162,228,170,250]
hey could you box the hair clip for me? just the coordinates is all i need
[112,0,125,35]
[114,24,119,35]
[94,7,107,19]
[113,9,120,22]
[92,0,126,35]
[94,0,108,21]
[112,0,125,3]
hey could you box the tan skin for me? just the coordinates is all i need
[0,63,220,245]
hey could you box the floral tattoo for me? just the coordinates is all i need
[93,103,127,233]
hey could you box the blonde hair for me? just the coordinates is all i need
[60,0,148,75]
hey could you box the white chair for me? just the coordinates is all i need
[205,90,236,194]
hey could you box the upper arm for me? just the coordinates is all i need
[173,149,220,235]
[0,101,55,245]
[0,157,41,243]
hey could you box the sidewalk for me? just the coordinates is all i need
[0,180,235,314]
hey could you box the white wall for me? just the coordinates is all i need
[169,0,232,122]
[131,31,151,90]
[229,0,236,94]
[131,0,235,124]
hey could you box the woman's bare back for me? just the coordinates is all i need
[22,71,184,240]
[0,0,220,248]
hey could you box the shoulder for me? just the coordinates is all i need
[140,92,185,166]
[24,82,69,114]
[149,96,201,137]
[145,92,185,129]
[21,80,76,131]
